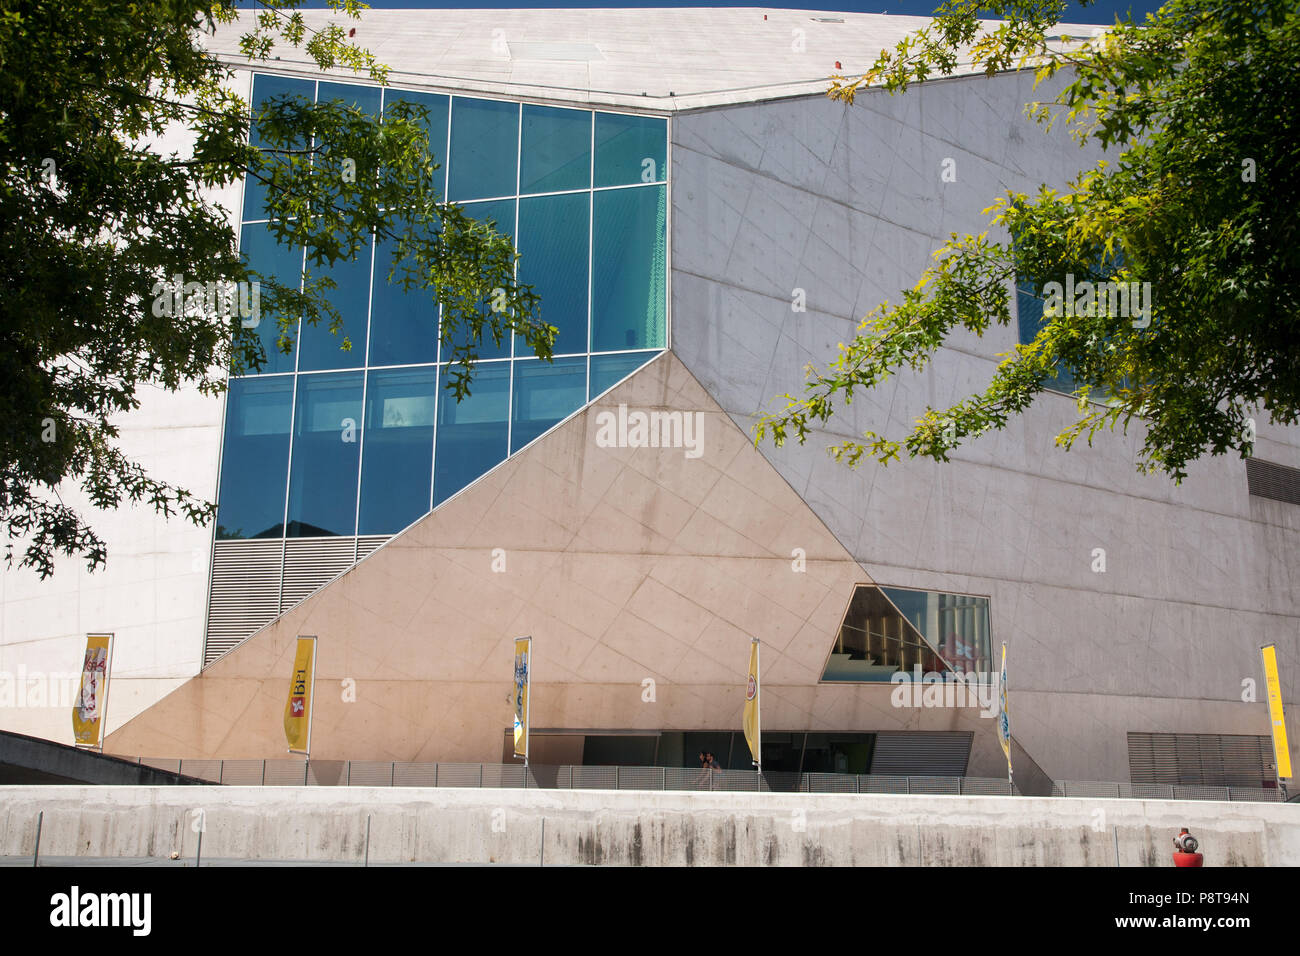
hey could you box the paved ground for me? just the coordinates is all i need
[0,855,549,866]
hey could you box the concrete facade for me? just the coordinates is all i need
[669,73,1300,782]
[1,8,1296,787]
[105,353,1013,775]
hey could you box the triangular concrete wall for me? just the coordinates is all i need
[108,354,1003,764]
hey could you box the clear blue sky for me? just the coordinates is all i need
[245,2,1166,26]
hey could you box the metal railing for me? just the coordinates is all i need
[1052,779,1285,802]
[128,757,1287,801]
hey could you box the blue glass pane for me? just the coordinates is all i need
[316,81,382,115]
[369,232,438,367]
[443,199,515,360]
[286,372,363,537]
[358,367,437,535]
[511,357,586,453]
[591,185,666,352]
[520,105,591,194]
[589,351,657,399]
[383,90,450,170]
[433,362,509,506]
[447,97,519,201]
[216,377,293,540]
[298,238,373,371]
[238,222,302,375]
[516,193,588,358]
[1017,281,1077,393]
[244,74,315,222]
[594,113,666,188]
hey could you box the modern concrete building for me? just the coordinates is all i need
[3,8,1298,789]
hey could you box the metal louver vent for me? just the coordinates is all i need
[1127,732,1274,787]
[204,534,394,667]
[355,535,390,561]
[869,731,973,776]
[280,538,359,613]
[1246,457,1300,506]
[203,540,283,666]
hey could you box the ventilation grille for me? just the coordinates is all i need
[1246,457,1300,506]
[356,535,390,561]
[281,538,359,613]
[204,535,394,666]
[1127,732,1275,787]
[869,731,973,776]
[204,540,283,665]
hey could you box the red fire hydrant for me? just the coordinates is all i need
[1172,828,1203,867]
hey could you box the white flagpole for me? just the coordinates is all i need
[755,638,762,777]
[305,636,317,762]
[524,637,531,770]
[98,634,115,753]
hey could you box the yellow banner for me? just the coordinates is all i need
[283,636,316,754]
[743,639,760,767]
[1262,644,1292,779]
[513,637,531,759]
[72,634,113,747]
[997,643,1012,774]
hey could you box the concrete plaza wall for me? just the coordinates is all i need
[3,786,1296,866]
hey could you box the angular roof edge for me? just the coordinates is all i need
[206,7,1100,112]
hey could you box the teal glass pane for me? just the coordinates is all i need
[243,74,315,222]
[215,377,293,540]
[368,231,438,367]
[591,185,666,352]
[589,350,657,399]
[880,587,992,677]
[316,81,382,115]
[383,90,450,170]
[447,97,519,201]
[286,372,363,537]
[433,362,509,505]
[238,222,302,375]
[443,199,515,360]
[358,367,437,535]
[594,113,666,188]
[516,193,588,357]
[520,105,591,194]
[511,357,586,452]
[298,238,373,371]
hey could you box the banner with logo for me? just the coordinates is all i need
[283,636,316,754]
[997,641,1012,782]
[1261,644,1292,780]
[743,638,760,769]
[72,634,113,747]
[513,637,531,761]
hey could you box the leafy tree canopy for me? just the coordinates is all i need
[756,0,1298,484]
[0,0,552,577]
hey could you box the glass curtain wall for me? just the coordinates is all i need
[217,75,668,541]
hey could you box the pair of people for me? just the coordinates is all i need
[695,750,722,785]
